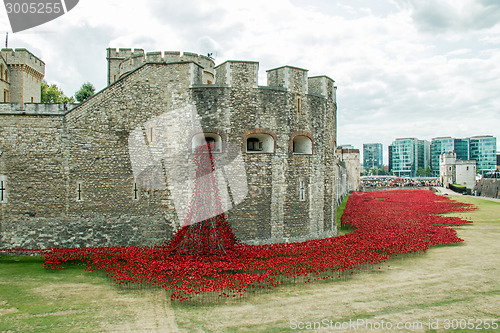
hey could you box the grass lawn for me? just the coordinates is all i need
[336,193,354,236]
[1,193,499,332]
[0,256,153,332]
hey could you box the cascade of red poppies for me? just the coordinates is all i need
[2,189,475,301]
[165,143,239,257]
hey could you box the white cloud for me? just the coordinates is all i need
[393,0,500,33]
[0,0,497,163]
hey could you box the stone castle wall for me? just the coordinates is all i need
[1,48,45,103]
[0,54,337,249]
[336,148,361,192]
[0,56,9,102]
[474,179,500,199]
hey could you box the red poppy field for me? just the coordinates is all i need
[7,190,467,302]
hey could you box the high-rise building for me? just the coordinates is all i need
[430,137,471,176]
[418,139,431,170]
[470,136,497,174]
[431,136,496,176]
[389,138,430,177]
[454,138,471,161]
[388,145,393,173]
[363,143,383,171]
[430,137,454,176]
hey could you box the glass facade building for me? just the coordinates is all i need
[388,145,393,174]
[431,137,455,176]
[430,136,496,176]
[454,138,470,161]
[389,138,430,177]
[470,136,497,174]
[363,143,383,171]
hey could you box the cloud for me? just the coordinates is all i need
[394,0,500,33]
[1,0,497,165]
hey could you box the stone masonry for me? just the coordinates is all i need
[0,48,45,103]
[0,48,338,249]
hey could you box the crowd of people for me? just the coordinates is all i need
[361,177,440,188]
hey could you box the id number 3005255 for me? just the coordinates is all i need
[443,319,498,330]
[5,2,63,14]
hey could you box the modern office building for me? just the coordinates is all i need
[418,139,431,170]
[431,135,496,176]
[388,138,430,177]
[388,145,393,174]
[430,137,470,176]
[454,138,471,161]
[363,143,383,171]
[470,135,497,174]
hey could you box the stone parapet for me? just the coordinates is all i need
[0,103,78,115]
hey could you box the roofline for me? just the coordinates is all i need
[215,60,259,69]
[266,65,308,72]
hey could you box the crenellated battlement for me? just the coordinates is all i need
[1,48,45,77]
[107,48,335,99]
[106,48,145,59]
[212,61,335,99]
[107,48,215,85]
[0,48,45,103]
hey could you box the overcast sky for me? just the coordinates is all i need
[1,0,499,164]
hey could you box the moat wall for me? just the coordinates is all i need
[474,179,500,199]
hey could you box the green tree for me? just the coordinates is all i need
[40,81,75,103]
[416,167,433,177]
[75,82,95,103]
[424,166,432,177]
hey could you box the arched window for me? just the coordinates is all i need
[245,134,274,153]
[247,138,261,151]
[192,132,222,153]
[292,135,313,154]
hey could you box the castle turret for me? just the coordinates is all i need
[267,66,308,94]
[106,48,145,85]
[0,48,45,103]
[308,75,336,103]
[215,61,259,88]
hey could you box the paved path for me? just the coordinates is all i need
[434,186,500,203]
